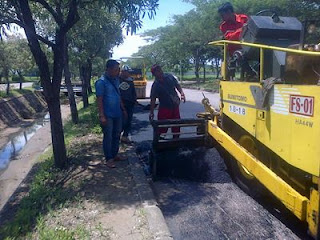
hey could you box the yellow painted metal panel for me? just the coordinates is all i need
[208,120,308,220]
[260,85,320,176]
[209,40,320,56]
[307,189,320,239]
[220,81,258,136]
[133,80,147,86]
[220,81,320,177]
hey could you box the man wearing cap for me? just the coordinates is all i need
[95,59,127,168]
[119,65,137,143]
[149,65,185,138]
[218,2,255,80]
[218,2,248,55]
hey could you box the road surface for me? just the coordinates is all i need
[0,82,33,91]
[132,81,309,240]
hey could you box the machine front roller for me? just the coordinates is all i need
[308,187,320,239]
[228,135,266,197]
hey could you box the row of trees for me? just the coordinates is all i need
[133,0,319,82]
[0,35,35,94]
[0,0,318,169]
[0,0,159,168]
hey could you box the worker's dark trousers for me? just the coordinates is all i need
[122,103,134,137]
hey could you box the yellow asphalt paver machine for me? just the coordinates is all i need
[120,56,148,99]
[151,13,320,239]
[206,14,320,239]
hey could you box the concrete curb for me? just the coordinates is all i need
[128,147,173,240]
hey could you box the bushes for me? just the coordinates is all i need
[11,75,24,83]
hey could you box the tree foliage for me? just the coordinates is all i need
[139,0,319,81]
[0,35,34,92]
[69,2,123,107]
[137,5,222,81]
[0,0,159,168]
[7,36,35,77]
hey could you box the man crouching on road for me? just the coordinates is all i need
[95,60,127,168]
[149,64,186,139]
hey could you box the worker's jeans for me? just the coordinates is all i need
[101,117,122,161]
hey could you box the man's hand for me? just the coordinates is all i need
[181,93,186,103]
[149,112,154,121]
[99,115,107,126]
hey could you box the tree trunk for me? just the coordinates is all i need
[5,70,9,95]
[202,61,206,83]
[47,96,67,168]
[194,58,200,83]
[79,58,92,108]
[179,60,183,83]
[193,48,201,83]
[64,37,78,124]
[215,58,220,79]
[17,0,67,168]
[88,79,93,94]
[18,71,23,90]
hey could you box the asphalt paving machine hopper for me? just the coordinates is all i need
[239,12,302,79]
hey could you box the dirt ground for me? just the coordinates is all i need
[43,135,151,239]
[0,105,69,210]
[0,92,48,149]
[0,134,152,239]
[0,102,155,239]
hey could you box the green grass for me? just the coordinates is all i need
[0,88,34,99]
[0,76,39,83]
[0,94,101,240]
[23,76,40,82]
[64,95,102,143]
[181,73,220,81]
[180,77,220,92]
[34,216,90,240]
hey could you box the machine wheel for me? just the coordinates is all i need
[230,135,264,197]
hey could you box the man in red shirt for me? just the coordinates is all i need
[218,2,248,55]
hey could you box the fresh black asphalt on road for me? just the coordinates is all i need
[132,84,309,240]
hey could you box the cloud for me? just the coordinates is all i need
[112,31,148,60]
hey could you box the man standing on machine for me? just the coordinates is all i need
[218,2,257,80]
[218,2,248,55]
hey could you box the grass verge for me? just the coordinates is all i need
[180,77,220,92]
[0,89,34,99]
[0,94,101,240]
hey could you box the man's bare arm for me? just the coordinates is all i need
[149,97,156,120]
[176,84,186,102]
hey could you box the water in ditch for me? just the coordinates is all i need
[0,113,50,175]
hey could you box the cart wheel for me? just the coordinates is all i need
[230,135,263,197]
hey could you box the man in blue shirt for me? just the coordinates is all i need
[95,60,127,168]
